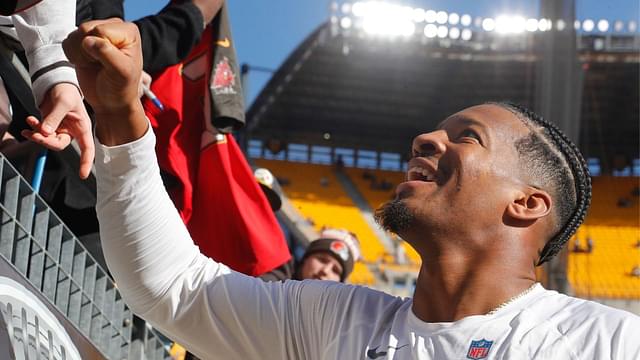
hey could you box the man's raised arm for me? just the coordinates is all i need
[60,19,364,359]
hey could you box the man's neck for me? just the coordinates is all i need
[411,249,537,323]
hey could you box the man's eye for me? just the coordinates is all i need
[459,129,481,142]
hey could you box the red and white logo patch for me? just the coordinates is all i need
[212,56,237,95]
[330,240,350,262]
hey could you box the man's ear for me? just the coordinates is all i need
[506,188,552,221]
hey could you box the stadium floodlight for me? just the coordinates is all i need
[461,28,473,40]
[574,20,581,30]
[538,18,551,31]
[359,2,416,37]
[449,13,460,25]
[401,21,416,36]
[352,2,366,17]
[425,10,437,23]
[449,27,460,39]
[582,19,595,32]
[400,6,414,20]
[340,17,352,29]
[597,19,609,32]
[436,11,448,24]
[424,23,438,38]
[613,20,624,32]
[629,21,638,32]
[412,8,425,23]
[482,18,496,32]
[351,2,363,17]
[437,25,448,38]
[341,3,351,14]
[525,18,538,32]
[495,15,526,34]
[556,19,566,31]
[460,14,472,27]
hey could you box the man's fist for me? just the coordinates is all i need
[63,18,142,114]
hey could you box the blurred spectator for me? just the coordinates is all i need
[393,235,407,264]
[334,154,344,171]
[380,178,393,191]
[0,0,94,179]
[617,197,632,208]
[586,237,594,253]
[254,167,282,212]
[572,238,583,253]
[320,176,329,187]
[277,176,290,186]
[261,228,362,283]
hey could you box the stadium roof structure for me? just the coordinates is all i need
[247,19,639,164]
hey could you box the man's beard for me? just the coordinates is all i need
[374,199,415,234]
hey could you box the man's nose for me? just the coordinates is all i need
[412,129,447,158]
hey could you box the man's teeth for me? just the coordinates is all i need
[409,166,436,181]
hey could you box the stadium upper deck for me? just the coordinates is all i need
[247,3,639,165]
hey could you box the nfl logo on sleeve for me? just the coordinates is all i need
[466,339,494,359]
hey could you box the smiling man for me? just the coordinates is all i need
[54,20,639,359]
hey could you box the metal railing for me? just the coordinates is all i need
[0,152,172,360]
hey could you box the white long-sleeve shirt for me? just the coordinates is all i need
[0,0,78,105]
[95,125,640,360]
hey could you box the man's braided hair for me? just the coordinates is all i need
[490,101,592,265]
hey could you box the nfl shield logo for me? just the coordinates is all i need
[466,339,493,359]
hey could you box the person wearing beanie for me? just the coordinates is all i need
[257,225,363,283]
[295,228,361,282]
[291,228,360,282]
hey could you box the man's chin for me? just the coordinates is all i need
[374,199,415,234]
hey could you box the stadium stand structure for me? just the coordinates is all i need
[246,25,639,163]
